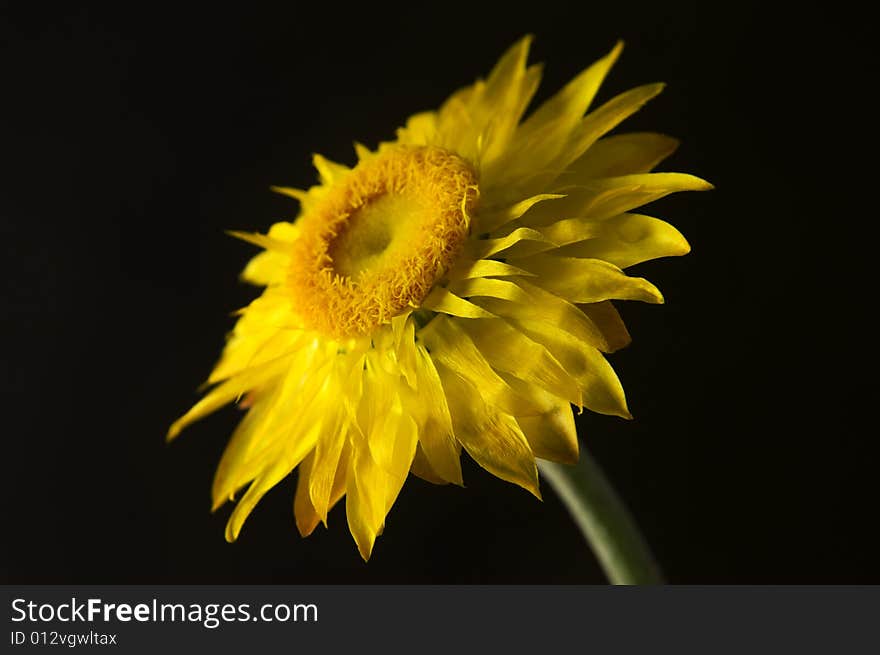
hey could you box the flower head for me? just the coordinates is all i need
[169,37,711,559]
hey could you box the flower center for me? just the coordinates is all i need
[288,146,478,338]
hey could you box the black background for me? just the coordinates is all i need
[1,2,875,583]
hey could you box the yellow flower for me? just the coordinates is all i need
[169,36,711,560]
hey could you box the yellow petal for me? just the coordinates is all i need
[210,395,272,510]
[211,349,334,506]
[421,287,496,319]
[518,40,624,143]
[468,227,555,259]
[578,301,631,352]
[469,279,614,353]
[208,295,304,385]
[295,447,350,537]
[383,414,419,514]
[225,417,321,542]
[515,323,631,418]
[531,215,604,247]
[514,255,664,304]
[269,185,308,202]
[560,132,680,183]
[554,213,691,268]
[225,460,289,542]
[225,230,292,254]
[438,363,540,498]
[240,222,299,286]
[449,277,532,304]
[404,347,462,485]
[167,355,290,441]
[312,154,350,185]
[391,312,419,389]
[503,376,579,464]
[361,361,405,476]
[307,411,347,525]
[345,440,385,561]
[476,193,565,235]
[480,35,537,163]
[293,453,320,537]
[552,83,667,173]
[519,172,712,227]
[447,257,536,282]
[353,141,373,161]
[485,41,624,190]
[459,318,581,407]
[208,329,298,387]
[409,445,450,485]
[419,316,527,417]
[395,111,438,146]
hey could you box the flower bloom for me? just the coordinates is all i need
[169,37,710,559]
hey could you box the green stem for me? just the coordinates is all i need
[538,452,664,585]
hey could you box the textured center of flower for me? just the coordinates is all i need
[288,146,478,338]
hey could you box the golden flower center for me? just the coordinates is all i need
[288,146,478,338]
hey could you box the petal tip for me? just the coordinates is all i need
[166,421,182,443]
[357,542,374,562]
[224,521,239,543]
[296,519,318,538]
[608,39,625,61]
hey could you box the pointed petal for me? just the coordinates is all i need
[308,414,347,525]
[391,312,419,389]
[421,287,497,319]
[353,142,373,161]
[225,230,293,253]
[438,363,541,498]
[553,83,668,172]
[484,42,624,190]
[225,413,322,541]
[299,443,352,536]
[410,445,450,485]
[449,277,533,304]
[520,172,712,227]
[168,355,290,441]
[240,222,299,286]
[468,227,555,259]
[515,323,631,418]
[514,255,664,304]
[211,350,334,507]
[447,257,536,281]
[419,316,528,416]
[270,185,308,202]
[519,40,624,140]
[504,376,579,464]
[560,132,680,183]
[578,301,631,353]
[396,111,438,146]
[480,35,537,162]
[469,279,616,353]
[531,215,604,247]
[383,414,419,515]
[459,318,581,407]
[207,295,304,385]
[404,347,462,485]
[312,154,350,186]
[225,459,291,542]
[294,453,320,537]
[476,193,566,235]
[345,441,384,561]
[555,213,691,268]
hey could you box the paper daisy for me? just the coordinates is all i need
[169,36,710,561]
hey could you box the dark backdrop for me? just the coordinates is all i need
[2,2,874,583]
